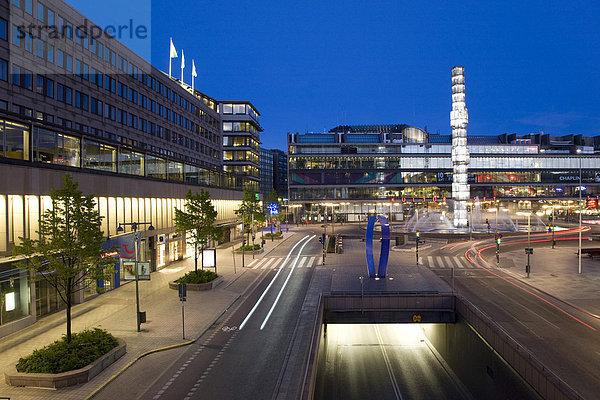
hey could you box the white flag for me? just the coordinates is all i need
[169,38,177,58]
[192,60,197,78]
[181,50,185,69]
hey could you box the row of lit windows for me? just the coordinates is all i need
[289,186,600,201]
[0,121,238,188]
[11,0,208,117]
[289,156,599,170]
[0,193,241,254]
[221,103,259,122]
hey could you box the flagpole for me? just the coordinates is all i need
[181,50,184,85]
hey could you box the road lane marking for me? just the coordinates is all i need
[239,235,310,330]
[444,256,453,269]
[374,325,404,400]
[295,256,308,269]
[260,235,315,330]
[259,257,277,270]
[251,258,267,269]
[427,256,435,268]
[307,256,316,268]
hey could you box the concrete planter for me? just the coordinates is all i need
[5,339,126,389]
[169,275,224,291]
[264,234,283,240]
[234,248,264,254]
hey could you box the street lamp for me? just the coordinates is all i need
[517,212,532,278]
[576,149,583,274]
[117,221,155,332]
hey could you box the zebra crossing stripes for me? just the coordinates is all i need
[425,255,473,269]
[250,256,315,270]
[427,256,436,268]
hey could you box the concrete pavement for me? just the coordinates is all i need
[0,231,297,400]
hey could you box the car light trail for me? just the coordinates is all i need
[260,235,315,330]
[239,235,310,330]
[463,245,597,331]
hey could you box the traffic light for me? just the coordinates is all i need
[319,236,323,244]
[485,218,489,225]
[416,231,420,242]
[497,238,502,245]
[243,239,246,246]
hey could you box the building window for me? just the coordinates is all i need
[37,2,44,22]
[0,18,7,41]
[0,59,7,81]
[56,49,63,68]
[36,39,44,58]
[47,44,54,63]
[65,55,72,72]
[3,120,30,160]
[12,25,22,47]
[24,33,32,52]
[83,139,116,172]
[46,78,53,98]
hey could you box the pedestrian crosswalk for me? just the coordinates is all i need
[247,256,317,270]
[425,255,473,269]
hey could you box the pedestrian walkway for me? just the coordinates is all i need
[425,255,473,270]
[0,230,301,400]
[247,256,317,270]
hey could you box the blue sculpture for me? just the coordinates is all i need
[365,215,391,278]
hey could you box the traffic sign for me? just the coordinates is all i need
[525,248,533,255]
[412,313,422,323]
[178,283,187,301]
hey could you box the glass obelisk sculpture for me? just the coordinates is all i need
[450,66,470,228]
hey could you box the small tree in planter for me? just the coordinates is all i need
[236,188,261,248]
[13,174,114,343]
[174,189,222,272]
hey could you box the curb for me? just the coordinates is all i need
[84,294,242,400]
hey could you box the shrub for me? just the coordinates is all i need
[176,269,218,284]
[265,232,282,238]
[239,244,261,251]
[16,328,118,374]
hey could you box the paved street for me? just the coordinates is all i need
[0,232,295,400]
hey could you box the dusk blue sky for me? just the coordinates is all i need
[73,1,600,151]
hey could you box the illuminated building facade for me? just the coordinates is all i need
[288,125,600,222]
[0,0,257,336]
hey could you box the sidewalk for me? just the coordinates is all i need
[488,241,600,317]
[0,230,298,400]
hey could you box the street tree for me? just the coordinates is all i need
[174,189,222,272]
[13,174,114,343]
[236,188,261,247]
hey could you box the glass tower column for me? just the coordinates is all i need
[450,66,470,228]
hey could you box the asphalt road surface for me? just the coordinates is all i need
[424,227,600,399]
[314,324,468,400]
[131,231,323,400]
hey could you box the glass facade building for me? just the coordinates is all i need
[288,125,600,221]
[220,101,262,192]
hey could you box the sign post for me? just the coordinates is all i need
[178,283,187,339]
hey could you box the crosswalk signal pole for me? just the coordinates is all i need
[416,231,420,265]
[496,237,501,267]
[320,233,326,265]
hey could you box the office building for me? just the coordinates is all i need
[220,100,262,192]
[0,0,257,336]
[288,125,600,222]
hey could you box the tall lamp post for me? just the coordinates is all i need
[577,150,583,274]
[117,221,155,332]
